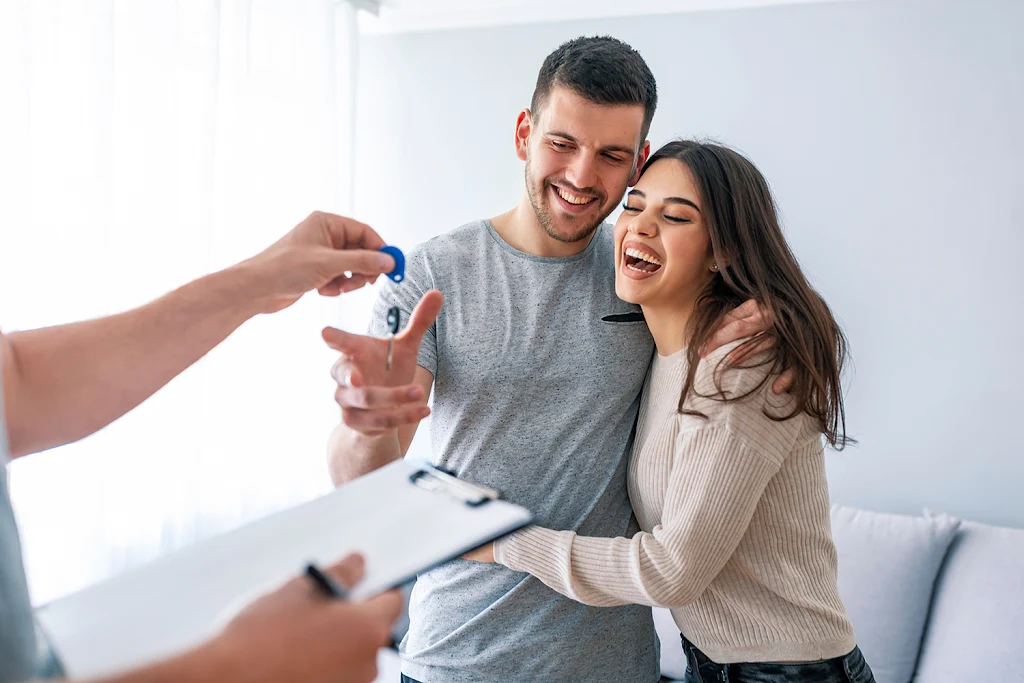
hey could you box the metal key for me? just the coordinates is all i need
[385,306,401,371]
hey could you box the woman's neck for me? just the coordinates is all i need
[641,300,694,357]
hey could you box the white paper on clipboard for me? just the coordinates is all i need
[36,459,532,678]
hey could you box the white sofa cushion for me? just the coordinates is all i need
[914,517,1024,683]
[830,505,960,683]
[656,506,961,682]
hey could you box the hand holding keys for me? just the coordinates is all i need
[381,245,403,371]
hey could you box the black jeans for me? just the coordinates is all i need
[681,636,875,683]
[399,641,875,683]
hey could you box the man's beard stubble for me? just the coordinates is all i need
[524,159,611,245]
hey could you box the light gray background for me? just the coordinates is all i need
[346,0,1024,526]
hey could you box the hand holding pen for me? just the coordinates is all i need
[217,555,400,683]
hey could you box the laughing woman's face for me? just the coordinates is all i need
[613,158,716,309]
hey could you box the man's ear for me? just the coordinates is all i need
[628,140,652,187]
[515,109,533,162]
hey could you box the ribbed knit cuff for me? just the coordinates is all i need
[493,526,572,576]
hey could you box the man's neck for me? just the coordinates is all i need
[490,196,596,258]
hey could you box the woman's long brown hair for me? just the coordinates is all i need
[649,140,852,449]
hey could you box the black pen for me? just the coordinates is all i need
[305,562,349,600]
[305,561,401,651]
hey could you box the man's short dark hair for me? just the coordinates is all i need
[531,36,658,145]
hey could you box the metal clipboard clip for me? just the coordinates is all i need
[408,465,502,507]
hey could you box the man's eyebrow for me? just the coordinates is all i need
[547,131,635,156]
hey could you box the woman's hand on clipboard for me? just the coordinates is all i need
[462,542,496,564]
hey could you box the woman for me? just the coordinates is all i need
[468,140,875,683]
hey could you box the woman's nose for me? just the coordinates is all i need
[628,216,657,237]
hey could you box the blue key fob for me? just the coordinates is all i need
[379,246,405,283]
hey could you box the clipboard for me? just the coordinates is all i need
[35,459,532,678]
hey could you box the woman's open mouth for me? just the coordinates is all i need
[623,246,663,274]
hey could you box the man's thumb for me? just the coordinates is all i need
[400,291,444,342]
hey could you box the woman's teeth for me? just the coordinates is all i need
[555,186,596,205]
[625,248,661,266]
[624,247,662,273]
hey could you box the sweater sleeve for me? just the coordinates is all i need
[494,350,804,608]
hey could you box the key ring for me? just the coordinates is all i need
[386,306,400,371]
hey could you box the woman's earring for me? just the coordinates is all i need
[711,263,719,272]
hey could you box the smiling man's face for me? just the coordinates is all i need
[518,86,648,245]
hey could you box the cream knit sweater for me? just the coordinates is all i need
[494,344,856,663]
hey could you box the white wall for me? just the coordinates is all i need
[348,0,1024,526]
[1,0,360,604]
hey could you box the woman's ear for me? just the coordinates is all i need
[707,246,727,274]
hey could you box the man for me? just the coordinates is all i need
[325,37,775,682]
[2,211,403,683]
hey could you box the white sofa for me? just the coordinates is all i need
[376,505,1024,683]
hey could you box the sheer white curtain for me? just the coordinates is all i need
[0,0,363,606]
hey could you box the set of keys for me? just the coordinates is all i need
[379,245,406,373]
[385,305,400,372]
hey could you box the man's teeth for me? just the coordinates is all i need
[625,247,661,266]
[555,187,595,205]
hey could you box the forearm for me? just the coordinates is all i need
[496,428,781,609]
[496,526,631,607]
[83,637,245,683]
[3,265,262,457]
[326,422,403,485]
[496,526,690,608]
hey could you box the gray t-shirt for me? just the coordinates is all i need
[0,370,39,682]
[369,220,660,682]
